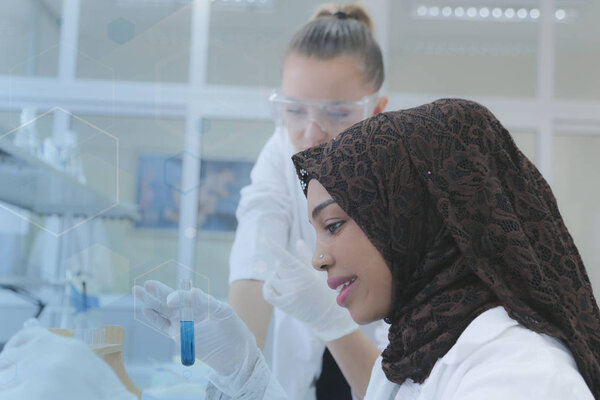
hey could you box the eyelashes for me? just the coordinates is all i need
[325,220,345,234]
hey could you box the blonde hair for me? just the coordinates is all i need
[311,3,374,34]
[286,2,384,91]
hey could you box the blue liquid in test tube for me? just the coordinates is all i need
[180,321,195,366]
[179,279,195,366]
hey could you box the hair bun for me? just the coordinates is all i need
[333,11,348,19]
[312,3,374,35]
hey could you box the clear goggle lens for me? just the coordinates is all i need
[269,90,379,136]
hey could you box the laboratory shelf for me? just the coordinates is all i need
[0,139,139,220]
[0,275,65,287]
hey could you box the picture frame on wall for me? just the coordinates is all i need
[135,152,253,232]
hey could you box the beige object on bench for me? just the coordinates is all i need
[49,325,141,399]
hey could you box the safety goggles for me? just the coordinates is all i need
[269,89,379,136]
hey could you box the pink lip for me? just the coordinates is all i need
[336,279,357,306]
[327,275,356,290]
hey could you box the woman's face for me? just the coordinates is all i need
[307,179,392,324]
[281,53,387,151]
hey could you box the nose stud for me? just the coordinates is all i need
[319,254,324,259]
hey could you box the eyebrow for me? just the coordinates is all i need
[311,199,336,220]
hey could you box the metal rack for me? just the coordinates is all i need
[0,139,138,220]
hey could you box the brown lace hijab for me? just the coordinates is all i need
[292,99,600,395]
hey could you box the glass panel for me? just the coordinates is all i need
[555,1,600,100]
[201,118,274,160]
[196,118,273,298]
[65,115,272,298]
[512,130,536,163]
[553,134,600,296]
[387,2,538,96]
[207,0,325,87]
[0,0,62,77]
[71,114,185,205]
[77,0,191,82]
[68,114,186,293]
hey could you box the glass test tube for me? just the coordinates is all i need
[179,279,195,366]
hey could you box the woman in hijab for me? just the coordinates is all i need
[135,98,599,399]
[289,98,600,398]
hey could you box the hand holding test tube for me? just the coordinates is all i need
[133,280,278,396]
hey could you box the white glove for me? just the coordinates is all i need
[133,280,286,398]
[262,239,358,342]
[0,326,135,400]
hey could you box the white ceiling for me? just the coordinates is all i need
[1,0,598,98]
[4,0,598,51]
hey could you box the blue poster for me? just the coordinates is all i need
[135,153,253,231]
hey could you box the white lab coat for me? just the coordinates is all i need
[229,127,388,400]
[229,126,323,400]
[364,306,594,400]
[0,326,136,400]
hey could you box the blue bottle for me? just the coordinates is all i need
[179,279,195,366]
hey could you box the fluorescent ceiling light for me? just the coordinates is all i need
[411,2,581,22]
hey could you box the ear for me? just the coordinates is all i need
[372,96,388,115]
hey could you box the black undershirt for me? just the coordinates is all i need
[315,348,352,399]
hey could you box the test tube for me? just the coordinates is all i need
[179,279,195,366]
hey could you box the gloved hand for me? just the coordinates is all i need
[133,281,283,398]
[0,326,135,400]
[262,239,358,342]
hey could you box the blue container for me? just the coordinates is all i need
[180,321,195,366]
